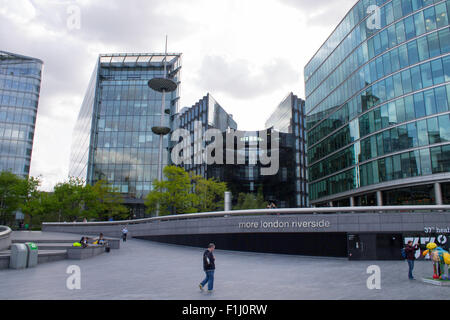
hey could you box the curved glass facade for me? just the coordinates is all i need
[69,53,182,217]
[0,51,42,177]
[305,0,450,205]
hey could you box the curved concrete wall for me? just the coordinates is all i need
[0,226,12,251]
[42,210,450,238]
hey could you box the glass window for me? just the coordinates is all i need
[401,70,412,94]
[427,117,440,144]
[404,16,415,40]
[420,62,433,88]
[407,122,418,148]
[414,11,426,36]
[417,119,429,146]
[396,21,406,44]
[417,36,430,61]
[410,65,423,92]
[424,6,437,32]
[434,86,448,113]
[435,3,449,29]
[439,114,450,142]
[414,92,426,118]
[419,148,432,175]
[431,58,444,85]
[404,95,415,121]
[407,41,419,65]
[424,89,437,116]
[439,28,450,55]
[396,98,406,123]
[427,32,441,58]
[398,45,409,69]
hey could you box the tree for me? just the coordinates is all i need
[234,187,268,210]
[90,180,129,221]
[191,174,227,212]
[145,166,198,216]
[52,177,89,222]
[0,171,23,226]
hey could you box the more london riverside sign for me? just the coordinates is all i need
[238,217,331,231]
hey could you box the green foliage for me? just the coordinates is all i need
[145,166,228,216]
[0,171,131,228]
[234,187,268,210]
[0,171,26,226]
[191,174,227,212]
[145,166,198,216]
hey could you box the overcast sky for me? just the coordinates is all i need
[0,0,356,190]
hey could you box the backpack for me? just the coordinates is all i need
[401,247,407,259]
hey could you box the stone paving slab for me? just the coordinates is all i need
[0,238,448,300]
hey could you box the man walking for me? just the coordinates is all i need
[405,240,420,280]
[199,243,216,292]
[121,226,128,242]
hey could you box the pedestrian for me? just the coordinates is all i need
[404,240,420,280]
[199,243,216,292]
[122,226,128,242]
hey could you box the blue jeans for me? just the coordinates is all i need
[201,270,215,290]
[407,260,414,279]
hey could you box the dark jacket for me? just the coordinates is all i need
[203,250,215,271]
[405,244,419,260]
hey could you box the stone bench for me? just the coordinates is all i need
[67,245,106,260]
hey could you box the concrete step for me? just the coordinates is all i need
[12,239,77,244]
[0,249,68,269]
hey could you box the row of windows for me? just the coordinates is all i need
[306,0,446,96]
[99,100,172,117]
[308,51,450,149]
[360,144,450,185]
[92,165,164,183]
[98,115,170,132]
[0,94,39,109]
[100,85,175,101]
[0,124,34,142]
[0,157,30,176]
[308,81,450,164]
[0,64,41,78]
[309,143,450,200]
[0,78,40,94]
[308,26,450,127]
[0,107,37,127]
[307,0,449,100]
[310,113,450,180]
[0,139,33,158]
[96,131,168,149]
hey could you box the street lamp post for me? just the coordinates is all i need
[148,36,177,216]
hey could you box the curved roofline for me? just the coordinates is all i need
[304,0,360,71]
[0,50,44,64]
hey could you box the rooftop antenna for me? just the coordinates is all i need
[148,36,178,217]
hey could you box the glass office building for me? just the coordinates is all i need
[176,93,237,178]
[305,0,450,206]
[0,51,43,177]
[265,93,308,207]
[69,53,182,217]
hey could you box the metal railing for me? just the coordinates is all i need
[42,205,450,227]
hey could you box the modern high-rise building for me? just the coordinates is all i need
[176,93,308,208]
[69,53,182,218]
[265,93,308,207]
[305,0,450,207]
[175,93,237,177]
[0,51,43,177]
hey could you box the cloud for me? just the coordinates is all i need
[196,55,299,99]
[279,0,356,27]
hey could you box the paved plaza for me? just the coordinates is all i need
[0,237,448,300]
